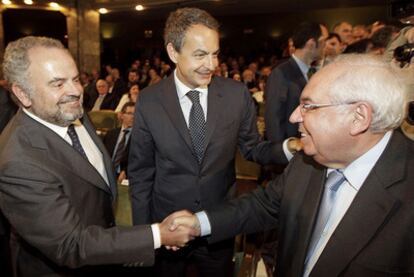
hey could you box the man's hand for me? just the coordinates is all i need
[159,210,199,250]
[287,137,303,153]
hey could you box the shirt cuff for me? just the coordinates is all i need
[195,211,211,236]
[283,138,294,161]
[151,224,161,249]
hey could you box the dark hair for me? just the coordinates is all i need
[164,7,220,51]
[343,39,372,54]
[291,22,322,49]
[371,25,399,49]
[121,101,135,113]
[326,33,342,43]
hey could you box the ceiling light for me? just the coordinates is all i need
[49,2,59,8]
[135,5,144,11]
[98,8,108,14]
[24,0,33,4]
[2,0,12,5]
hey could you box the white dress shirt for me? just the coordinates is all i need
[292,54,310,81]
[23,108,109,185]
[174,70,208,127]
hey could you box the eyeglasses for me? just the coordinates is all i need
[300,102,354,114]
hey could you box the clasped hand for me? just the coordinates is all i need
[158,210,201,251]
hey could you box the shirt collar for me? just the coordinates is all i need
[292,54,310,79]
[174,69,208,100]
[327,131,393,191]
[23,108,81,139]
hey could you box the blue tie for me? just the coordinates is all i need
[187,90,206,164]
[67,124,88,159]
[306,170,346,264]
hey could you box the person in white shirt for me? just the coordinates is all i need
[0,36,195,277]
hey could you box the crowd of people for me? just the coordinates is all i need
[0,5,413,277]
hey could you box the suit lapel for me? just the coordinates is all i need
[82,115,117,198]
[159,76,194,154]
[311,131,406,276]
[20,111,112,195]
[289,57,307,89]
[291,166,326,276]
[203,78,223,156]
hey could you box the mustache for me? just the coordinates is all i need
[58,95,81,104]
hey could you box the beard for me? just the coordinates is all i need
[31,95,84,127]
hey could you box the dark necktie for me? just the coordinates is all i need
[67,124,88,159]
[307,67,317,80]
[113,129,130,169]
[305,170,346,264]
[187,90,206,164]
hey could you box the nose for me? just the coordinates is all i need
[205,55,218,71]
[289,105,303,124]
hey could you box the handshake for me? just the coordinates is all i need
[158,210,201,250]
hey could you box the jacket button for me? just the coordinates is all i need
[195,200,200,205]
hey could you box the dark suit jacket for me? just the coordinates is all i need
[0,110,154,276]
[103,127,130,174]
[265,57,307,142]
[128,75,287,225]
[207,130,414,276]
[87,93,118,111]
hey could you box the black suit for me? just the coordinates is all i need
[103,127,130,175]
[265,57,307,142]
[206,130,414,276]
[128,75,287,276]
[88,93,118,111]
[0,110,154,276]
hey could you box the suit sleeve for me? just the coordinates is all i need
[0,161,155,268]
[128,100,155,225]
[265,68,289,143]
[206,159,291,243]
[238,84,288,165]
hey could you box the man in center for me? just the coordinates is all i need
[128,7,288,277]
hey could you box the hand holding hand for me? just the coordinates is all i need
[159,210,198,250]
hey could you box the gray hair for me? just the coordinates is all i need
[164,7,219,52]
[3,36,65,97]
[325,54,408,132]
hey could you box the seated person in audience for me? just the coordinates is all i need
[242,68,258,94]
[104,102,135,182]
[147,68,162,86]
[90,79,118,111]
[115,82,140,112]
[126,69,140,90]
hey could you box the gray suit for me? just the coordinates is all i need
[207,130,414,276]
[0,110,154,276]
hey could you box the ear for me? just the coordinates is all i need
[166,43,179,64]
[11,84,32,108]
[350,102,372,136]
[305,38,317,50]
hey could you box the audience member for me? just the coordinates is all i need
[265,22,327,143]
[333,21,353,46]
[90,79,118,111]
[104,101,135,182]
[115,82,140,112]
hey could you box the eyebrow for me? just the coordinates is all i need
[48,77,66,85]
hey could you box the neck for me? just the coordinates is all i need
[294,49,313,66]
